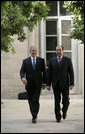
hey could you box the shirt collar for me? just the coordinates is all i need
[31,56,36,60]
[57,55,63,59]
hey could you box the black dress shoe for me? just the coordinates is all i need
[56,119,61,122]
[32,118,37,123]
[63,113,67,119]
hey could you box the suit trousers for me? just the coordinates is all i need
[53,82,70,120]
[26,81,41,118]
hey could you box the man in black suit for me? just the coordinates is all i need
[46,45,74,122]
[20,46,46,123]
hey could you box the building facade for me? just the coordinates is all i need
[1,1,84,99]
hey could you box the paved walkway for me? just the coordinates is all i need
[1,95,84,133]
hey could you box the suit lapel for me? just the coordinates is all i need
[53,57,59,68]
[27,57,34,71]
[29,57,32,66]
[61,56,65,65]
[59,56,66,71]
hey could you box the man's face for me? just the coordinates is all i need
[56,46,63,57]
[30,48,37,58]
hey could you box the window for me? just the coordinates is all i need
[46,21,57,35]
[45,1,72,64]
[61,20,71,34]
[46,37,57,51]
[46,20,57,64]
[46,1,57,16]
[60,1,70,16]
[46,1,70,16]
[61,20,71,58]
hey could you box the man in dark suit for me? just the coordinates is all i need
[46,45,74,122]
[20,46,46,123]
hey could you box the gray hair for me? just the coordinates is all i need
[29,45,37,51]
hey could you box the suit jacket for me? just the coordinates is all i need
[46,56,74,89]
[20,57,46,89]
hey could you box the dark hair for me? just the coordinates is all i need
[56,45,64,50]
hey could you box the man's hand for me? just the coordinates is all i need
[46,86,51,91]
[22,78,27,85]
[42,84,46,89]
[69,85,74,90]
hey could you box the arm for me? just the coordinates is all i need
[20,60,27,85]
[46,60,52,90]
[68,58,74,90]
[42,59,47,89]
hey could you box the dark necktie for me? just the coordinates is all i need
[33,58,36,70]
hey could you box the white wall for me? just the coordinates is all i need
[78,43,84,96]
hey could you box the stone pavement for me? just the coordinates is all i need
[1,94,84,133]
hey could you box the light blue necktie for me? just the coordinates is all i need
[33,58,36,70]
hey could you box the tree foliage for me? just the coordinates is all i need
[63,1,84,44]
[1,1,50,53]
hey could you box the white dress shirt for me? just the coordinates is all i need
[31,57,36,65]
[57,55,63,62]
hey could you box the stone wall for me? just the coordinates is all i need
[1,25,39,99]
[1,28,28,99]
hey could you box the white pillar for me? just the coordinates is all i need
[70,39,79,94]
[78,43,84,96]
[39,19,46,60]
